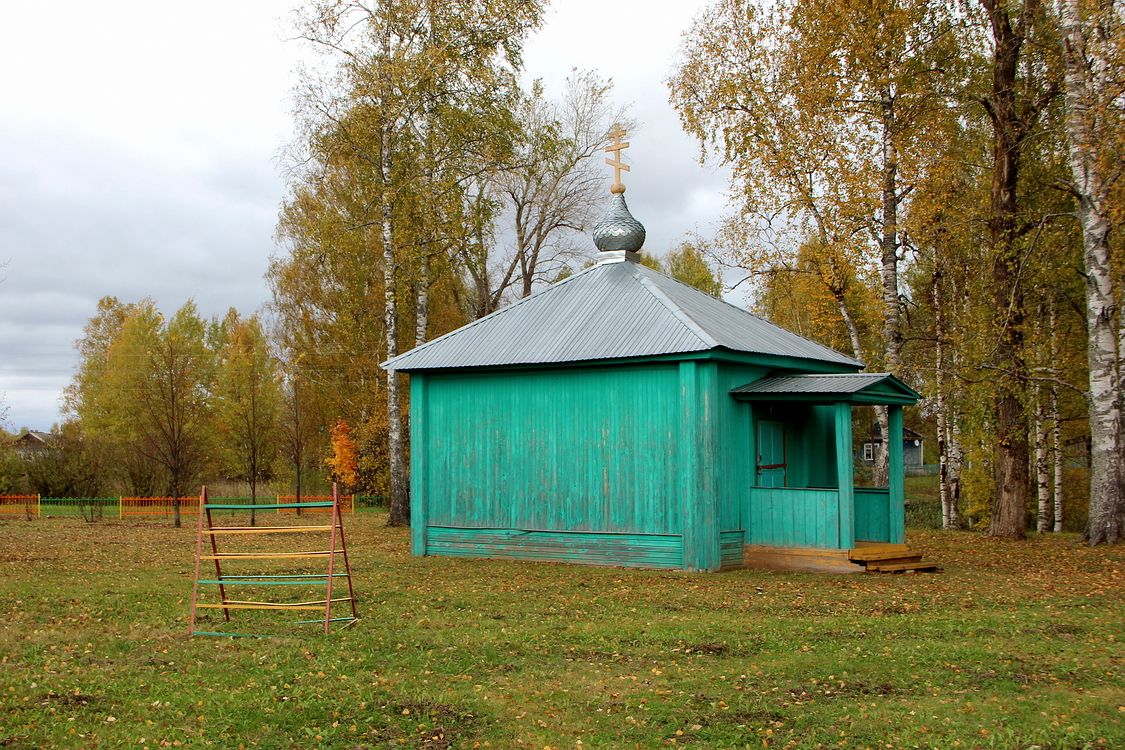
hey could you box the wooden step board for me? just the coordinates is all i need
[849,544,939,573]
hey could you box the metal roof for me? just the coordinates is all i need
[383,258,863,371]
[730,373,920,404]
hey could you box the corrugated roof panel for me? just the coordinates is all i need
[629,264,859,366]
[731,373,896,395]
[384,259,862,371]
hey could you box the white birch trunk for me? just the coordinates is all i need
[876,97,901,490]
[1058,0,1124,544]
[1050,302,1064,532]
[948,396,964,528]
[379,23,408,528]
[1035,385,1051,532]
[1051,378,1064,532]
[933,261,956,529]
[415,260,429,348]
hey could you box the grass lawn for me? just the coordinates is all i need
[0,515,1121,749]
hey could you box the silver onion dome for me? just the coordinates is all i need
[592,192,646,253]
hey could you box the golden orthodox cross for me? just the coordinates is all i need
[605,125,630,194]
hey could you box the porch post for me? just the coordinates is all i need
[888,404,905,544]
[410,375,428,556]
[834,402,855,549]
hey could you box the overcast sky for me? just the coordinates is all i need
[0,0,731,431]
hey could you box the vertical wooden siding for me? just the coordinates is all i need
[854,487,891,542]
[715,364,764,543]
[422,365,683,535]
[746,488,841,548]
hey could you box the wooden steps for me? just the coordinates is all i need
[741,543,940,574]
[849,543,939,573]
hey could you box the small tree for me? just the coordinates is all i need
[213,311,282,526]
[325,420,358,495]
[664,241,723,297]
[24,424,108,521]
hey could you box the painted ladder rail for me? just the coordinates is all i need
[188,485,358,637]
[275,495,354,515]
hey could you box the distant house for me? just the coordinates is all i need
[13,431,53,458]
[862,424,924,468]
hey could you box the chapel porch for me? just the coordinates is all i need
[730,373,935,573]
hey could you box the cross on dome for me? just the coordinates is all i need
[604,125,630,194]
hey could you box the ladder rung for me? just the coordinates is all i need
[292,616,358,625]
[196,603,328,611]
[212,580,346,584]
[222,597,354,607]
[191,630,267,638]
[205,502,334,510]
[196,578,342,586]
[199,551,335,560]
[206,526,335,535]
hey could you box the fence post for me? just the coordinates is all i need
[118,496,123,520]
[37,494,41,519]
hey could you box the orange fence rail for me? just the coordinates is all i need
[0,495,40,517]
[276,495,354,514]
[120,496,200,518]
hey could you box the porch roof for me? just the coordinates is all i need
[730,373,920,405]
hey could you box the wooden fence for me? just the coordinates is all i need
[0,495,366,520]
[0,495,39,518]
[120,496,200,518]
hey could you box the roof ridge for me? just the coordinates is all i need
[382,262,603,368]
[626,264,718,349]
[628,263,862,367]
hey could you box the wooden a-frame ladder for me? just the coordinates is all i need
[188,484,358,637]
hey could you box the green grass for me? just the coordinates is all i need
[1,516,1121,749]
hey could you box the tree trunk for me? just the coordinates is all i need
[1035,386,1051,532]
[1051,373,1064,533]
[382,118,409,527]
[833,293,863,364]
[934,263,958,529]
[982,0,1033,539]
[1048,301,1063,532]
[1058,0,1124,545]
[949,410,964,526]
[875,94,902,489]
[874,407,891,488]
[416,259,429,348]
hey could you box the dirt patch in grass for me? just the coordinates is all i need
[38,691,102,708]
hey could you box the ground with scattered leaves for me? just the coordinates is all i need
[0,514,1121,749]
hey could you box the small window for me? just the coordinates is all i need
[862,443,874,462]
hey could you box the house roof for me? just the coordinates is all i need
[730,373,920,405]
[867,423,925,441]
[383,259,862,372]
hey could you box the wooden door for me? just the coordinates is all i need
[756,420,786,487]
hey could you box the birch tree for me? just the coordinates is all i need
[1056,0,1125,544]
[669,0,959,426]
[288,0,545,527]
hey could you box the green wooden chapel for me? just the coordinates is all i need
[383,135,922,573]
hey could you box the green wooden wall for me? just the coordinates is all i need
[747,487,841,547]
[421,364,682,532]
[413,364,691,568]
[855,487,891,542]
[408,356,897,568]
